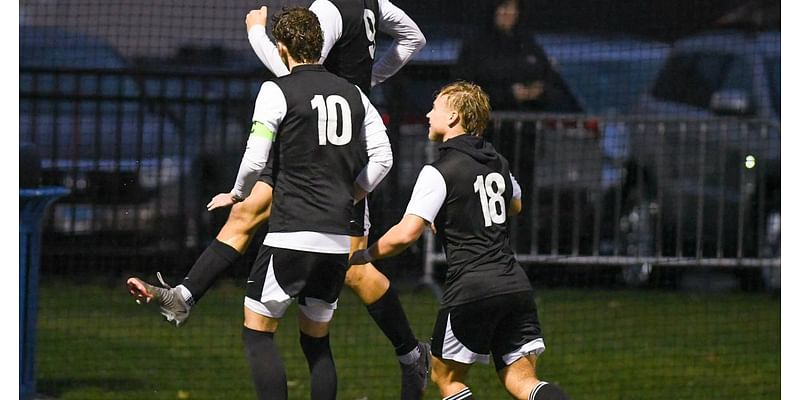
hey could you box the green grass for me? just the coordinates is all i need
[35,279,779,399]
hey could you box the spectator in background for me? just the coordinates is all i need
[454,0,557,111]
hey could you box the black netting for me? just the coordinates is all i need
[20,0,779,398]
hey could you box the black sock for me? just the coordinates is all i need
[366,286,418,357]
[300,333,337,400]
[444,387,474,399]
[182,239,240,303]
[529,382,570,400]
[242,327,287,400]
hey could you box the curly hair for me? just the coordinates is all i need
[271,8,323,63]
[436,81,492,136]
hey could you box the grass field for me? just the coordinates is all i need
[35,278,779,399]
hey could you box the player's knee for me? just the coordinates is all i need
[344,264,389,292]
[344,265,366,288]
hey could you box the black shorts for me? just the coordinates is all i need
[259,156,370,237]
[430,291,545,371]
[244,245,349,322]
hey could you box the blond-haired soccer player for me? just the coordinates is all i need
[351,81,569,400]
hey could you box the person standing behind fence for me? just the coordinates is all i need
[453,0,559,112]
[204,9,392,399]
[350,81,570,400]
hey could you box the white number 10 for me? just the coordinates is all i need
[311,94,352,146]
[474,173,506,227]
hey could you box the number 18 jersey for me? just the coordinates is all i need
[405,134,532,307]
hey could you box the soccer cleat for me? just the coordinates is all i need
[126,272,192,327]
[400,342,431,400]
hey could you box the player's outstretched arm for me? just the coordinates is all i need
[350,214,427,265]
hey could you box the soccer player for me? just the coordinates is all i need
[209,8,390,399]
[127,1,430,397]
[350,81,570,400]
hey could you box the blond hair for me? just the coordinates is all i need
[435,81,491,136]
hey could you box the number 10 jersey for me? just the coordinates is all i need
[265,64,368,236]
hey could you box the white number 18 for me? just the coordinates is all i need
[474,173,506,227]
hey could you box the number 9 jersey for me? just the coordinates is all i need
[404,134,531,307]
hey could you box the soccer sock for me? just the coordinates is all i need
[529,381,570,400]
[181,239,241,303]
[300,333,337,400]
[444,387,473,399]
[242,327,287,400]
[365,286,419,359]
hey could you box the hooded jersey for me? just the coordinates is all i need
[405,134,531,307]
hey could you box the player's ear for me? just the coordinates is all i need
[276,42,290,65]
[448,110,460,128]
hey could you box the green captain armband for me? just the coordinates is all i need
[249,121,275,141]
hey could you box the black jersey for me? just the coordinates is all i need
[269,64,366,235]
[429,135,532,307]
[322,0,380,95]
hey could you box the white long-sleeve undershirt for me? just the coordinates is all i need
[247,0,425,87]
[230,82,392,200]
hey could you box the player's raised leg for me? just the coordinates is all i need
[127,181,273,326]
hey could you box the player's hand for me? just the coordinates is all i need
[246,6,268,32]
[349,249,372,266]
[207,192,238,211]
[512,81,544,102]
[526,81,544,100]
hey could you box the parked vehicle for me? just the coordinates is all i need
[629,30,780,288]
[19,26,190,255]
[536,33,670,115]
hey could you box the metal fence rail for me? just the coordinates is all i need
[20,67,264,262]
[421,112,780,289]
[19,68,781,285]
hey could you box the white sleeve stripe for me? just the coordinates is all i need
[404,166,447,223]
